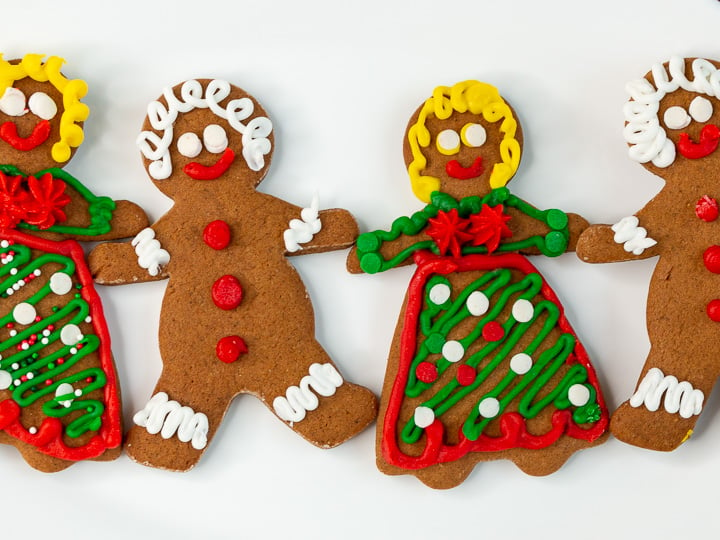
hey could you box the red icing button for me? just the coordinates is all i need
[416,361,438,383]
[203,220,231,250]
[696,196,719,222]
[211,275,243,310]
[482,321,504,342]
[456,365,476,386]
[216,335,248,363]
[708,299,720,322]
[704,246,720,273]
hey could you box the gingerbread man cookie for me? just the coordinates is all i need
[89,79,378,471]
[348,80,608,489]
[0,54,148,472]
[577,56,720,451]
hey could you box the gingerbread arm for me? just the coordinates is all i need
[347,232,427,274]
[282,195,359,256]
[84,200,150,241]
[576,207,660,263]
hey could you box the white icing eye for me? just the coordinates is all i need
[436,129,460,155]
[689,96,713,123]
[177,132,202,158]
[461,123,487,147]
[0,87,27,117]
[663,106,691,130]
[203,124,228,154]
[28,92,57,120]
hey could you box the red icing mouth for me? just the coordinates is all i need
[183,148,235,180]
[678,124,720,159]
[446,156,484,179]
[0,120,51,151]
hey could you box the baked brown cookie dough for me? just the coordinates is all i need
[89,79,378,471]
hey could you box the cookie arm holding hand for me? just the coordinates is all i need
[282,194,359,256]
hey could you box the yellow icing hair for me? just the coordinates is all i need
[0,54,89,163]
[407,80,521,202]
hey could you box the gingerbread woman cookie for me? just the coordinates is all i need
[89,78,378,471]
[577,56,720,451]
[0,54,148,472]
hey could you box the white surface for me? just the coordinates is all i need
[2,1,720,538]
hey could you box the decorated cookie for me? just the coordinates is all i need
[577,56,720,451]
[348,80,608,489]
[0,54,148,472]
[89,78,378,471]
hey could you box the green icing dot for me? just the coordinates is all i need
[544,231,567,255]
[486,187,510,206]
[546,209,568,230]
[356,233,380,252]
[359,253,383,274]
[425,333,445,354]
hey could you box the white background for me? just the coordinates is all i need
[1,1,719,538]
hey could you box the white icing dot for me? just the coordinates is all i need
[33,269,41,276]
[28,426,37,435]
[429,283,451,305]
[568,384,591,407]
[9,268,16,275]
[663,106,691,130]
[70,347,78,355]
[60,324,82,346]
[478,397,500,418]
[462,123,487,147]
[12,302,36,325]
[42,330,50,337]
[11,363,18,370]
[0,87,26,116]
[0,370,11,390]
[5,288,13,295]
[442,340,464,363]
[177,132,202,158]
[1,240,8,248]
[55,382,73,397]
[85,316,92,323]
[414,406,435,428]
[9,330,16,337]
[512,299,534,323]
[689,96,713,123]
[436,129,460,152]
[41,338,48,345]
[13,380,20,386]
[74,389,82,397]
[12,283,20,290]
[26,372,33,380]
[20,343,29,350]
[467,291,489,316]
[49,272,73,295]
[203,124,228,154]
[28,92,58,120]
[510,353,533,375]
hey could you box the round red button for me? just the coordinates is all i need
[203,220,231,250]
[704,246,720,273]
[211,275,243,310]
[216,335,248,363]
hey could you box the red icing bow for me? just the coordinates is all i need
[0,171,70,230]
[426,205,512,257]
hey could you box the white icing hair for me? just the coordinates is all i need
[137,79,273,180]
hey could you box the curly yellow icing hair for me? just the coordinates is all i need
[0,54,89,163]
[407,80,521,202]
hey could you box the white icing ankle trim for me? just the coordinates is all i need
[283,194,322,253]
[132,228,170,276]
[629,367,704,419]
[273,363,343,423]
[133,392,209,450]
[611,216,657,255]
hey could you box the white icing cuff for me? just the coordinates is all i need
[283,194,322,252]
[132,227,170,276]
[611,216,657,255]
[133,392,209,450]
[273,363,343,423]
[629,367,704,419]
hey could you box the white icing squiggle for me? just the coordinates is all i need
[611,216,657,255]
[283,195,322,252]
[273,363,343,423]
[133,392,209,450]
[137,79,273,180]
[624,56,720,167]
[132,227,170,277]
[629,367,704,419]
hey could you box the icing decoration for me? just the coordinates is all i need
[283,194,322,252]
[0,88,26,116]
[436,129,460,155]
[203,124,228,154]
[460,123,486,147]
[426,208,473,257]
[416,361,438,383]
[466,290,489,315]
[0,54,89,163]
[203,220,231,250]
[703,245,720,273]
[663,106,691,130]
[689,96,713,122]
[136,79,272,180]
[183,147,235,180]
[273,363,344,423]
[511,299,534,323]
[696,195,719,221]
[629,367,704,418]
[0,120,51,151]
[706,299,720,321]
[381,253,607,469]
[177,132,202,158]
[446,156,484,180]
[468,204,512,253]
[216,335,247,363]
[677,124,720,159]
[49,271,72,295]
[211,275,243,310]
[407,81,521,202]
[0,229,121,460]
[27,92,57,121]
[133,392,209,450]
[441,340,464,362]
[611,216,657,255]
[132,228,170,277]
[429,283,451,305]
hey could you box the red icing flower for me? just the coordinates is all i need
[0,171,30,229]
[467,204,512,254]
[22,173,71,229]
[426,208,473,257]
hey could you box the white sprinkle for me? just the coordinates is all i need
[512,299,534,323]
[414,406,435,428]
[0,370,11,390]
[9,330,16,337]
[26,372,33,380]
[467,291,490,316]
[442,340,465,363]
[12,283,20,290]
[60,324,82,346]
[13,302,37,325]
[1,240,8,248]
[85,316,92,323]
[568,384,591,407]
[478,397,500,418]
[5,288,13,295]
[9,268,16,275]
[42,330,50,337]
[70,347,77,355]
[74,389,82,397]
[49,272,73,295]
[11,363,19,370]
[21,343,29,350]
[429,283,451,305]
[13,380,20,386]
[41,338,48,345]
[28,426,37,434]
[510,353,533,375]
[33,269,41,276]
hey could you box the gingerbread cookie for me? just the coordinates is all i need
[89,78,378,471]
[577,56,720,451]
[348,80,608,489]
[0,54,148,472]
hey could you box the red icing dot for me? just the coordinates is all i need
[704,246,720,273]
[456,364,476,386]
[416,361,438,383]
[211,275,243,310]
[696,196,719,222]
[708,300,720,321]
[203,220,231,250]
[216,335,248,363]
[482,321,505,342]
